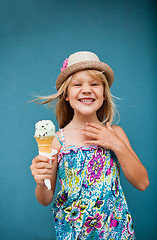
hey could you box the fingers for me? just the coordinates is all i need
[35,168,52,175]
[35,161,52,170]
[106,122,113,131]
[34,173,52,182]
[34,155,54,163]
[82,122,105,139]
[83,122,113,134]
[30,155,54,186]
[82,122,101,135]
[31,155,53,171]
[82,128,98,139]
[33,174,52,188]
[85,140,98,145]
[81,122,114,148]
[34,155,55,166]
[86,122,112,130]
[85,122,102,130]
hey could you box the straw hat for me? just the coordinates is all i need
[56,51,114,90]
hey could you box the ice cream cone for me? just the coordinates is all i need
[35,136,54,154]
[34,120,56,190]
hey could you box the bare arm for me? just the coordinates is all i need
[111,125,149,191]
[83,122,149,191]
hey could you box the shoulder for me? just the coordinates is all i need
[111,125,129,143]
[111,125,125,136]
[51,130,62,152]
[111,124,138,159]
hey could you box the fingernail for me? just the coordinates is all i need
[86,122,88,125]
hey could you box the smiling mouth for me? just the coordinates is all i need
[79,98,95,103]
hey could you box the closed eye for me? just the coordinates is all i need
[91,83,100,86]
[71,83,81,86]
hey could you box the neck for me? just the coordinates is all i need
[69,113,100,128]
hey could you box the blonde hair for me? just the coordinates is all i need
[34,70,118,128]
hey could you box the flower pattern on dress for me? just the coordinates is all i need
[106,157,114,175]
[109,213,119,228]
[112,179,119,197]
[84,213,103,233]
[64,200,87,223]
[52,136,136,240]
[127,213,134,235]
[93,197,104,209]
[87,148,106,185]
[57,191,68,207]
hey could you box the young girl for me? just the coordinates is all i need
[30,51,149,240]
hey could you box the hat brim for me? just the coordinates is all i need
[56,61,114,90]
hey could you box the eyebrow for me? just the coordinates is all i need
[71,76,101,83]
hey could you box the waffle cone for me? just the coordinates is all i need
[35,136,54,154]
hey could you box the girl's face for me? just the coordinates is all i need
[66,70,105,118]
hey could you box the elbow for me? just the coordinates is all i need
[42,202,51,207]
[139,178,149,191]
[138,168,150,191]
[40,197,54,207]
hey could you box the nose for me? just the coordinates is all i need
[82,84,92,94]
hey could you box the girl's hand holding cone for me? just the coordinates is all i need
[30,155,55,187]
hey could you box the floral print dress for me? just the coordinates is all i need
[52,129,135,240]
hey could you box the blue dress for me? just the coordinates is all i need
[52,129,136,240]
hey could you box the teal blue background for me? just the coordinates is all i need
[0,0,156,239]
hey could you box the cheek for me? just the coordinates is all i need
[99,89,105,105]
[67,90,77,106]
[98,87,105,99]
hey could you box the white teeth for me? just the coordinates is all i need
[80,99,93,102]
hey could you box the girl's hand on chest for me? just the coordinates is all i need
[82,122,123,151]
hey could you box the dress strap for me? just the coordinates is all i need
[59,128,66,146]
[55,133,64,147]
